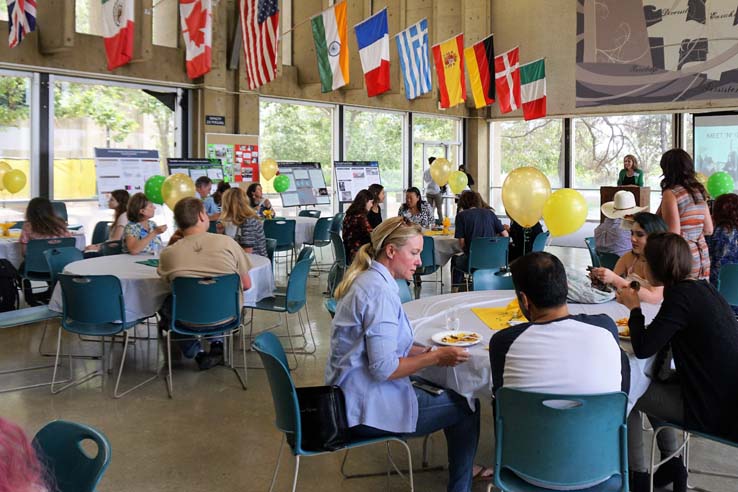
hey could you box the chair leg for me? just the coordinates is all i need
[38,320,102,360]
[228,330,248,391]
[269,435,285,492]
[113,330,160,399]
[165,331,174,398]
[50,327,102,395]
[291,454,301,492]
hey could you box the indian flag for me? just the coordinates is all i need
[311,2,349,93]
[520,58,546,121]
[102,0,134,71]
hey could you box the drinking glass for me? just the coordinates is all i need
[445,307,460,331]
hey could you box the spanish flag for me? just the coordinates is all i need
[432,34,465,108]
[464,35,495,109]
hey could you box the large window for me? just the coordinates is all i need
[0,71,34,215]
[344,108,404,217]
[412,115,462,188]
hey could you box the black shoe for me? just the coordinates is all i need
[209,341,224,356]
[629,471,650,492]
[654,456,687,491]
[195,350,224,371]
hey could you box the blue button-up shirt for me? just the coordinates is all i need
[325,261,418,433]
[203,195,219,215]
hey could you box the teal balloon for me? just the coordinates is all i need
[274,175,290,193]
[707,171,735,198]
[144,175,166,205]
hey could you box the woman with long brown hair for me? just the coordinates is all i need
[342,189,374,264]
[219,187,267,257]
[108,189,130,241]
[19,197,71,256]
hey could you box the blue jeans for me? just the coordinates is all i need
[350,386,480,492]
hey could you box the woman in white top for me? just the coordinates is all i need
[108,189,130,241]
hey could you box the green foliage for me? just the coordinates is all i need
[345,109,402,190]
[500,120,562,187]
[0,77,30,128]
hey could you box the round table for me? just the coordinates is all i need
[294,216,318,245]
[405,291,660,412]
[424,232,462,266]
[49,253,275,320]
[0,233,86,269]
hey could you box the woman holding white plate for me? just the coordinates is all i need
[326,216,481,492]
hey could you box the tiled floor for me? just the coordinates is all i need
[0,246,736,491]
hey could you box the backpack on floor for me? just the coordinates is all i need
[0,259,20,312]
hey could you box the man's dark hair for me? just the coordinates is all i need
[644,232,692,287]
[510,252,568,309]
[195,176,212,188]
[174,197,205,230]
[428,156,436,165]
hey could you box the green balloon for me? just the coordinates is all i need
[274,175,290,193]
[144,175,166,205]
[707,171,735,198]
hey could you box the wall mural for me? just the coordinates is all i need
[576,0,738,107]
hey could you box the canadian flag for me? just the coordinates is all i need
[494,46,521,114]
[180,0,212,79]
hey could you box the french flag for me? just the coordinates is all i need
[354,9,390,97]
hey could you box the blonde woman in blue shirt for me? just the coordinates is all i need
[326,216,480,492]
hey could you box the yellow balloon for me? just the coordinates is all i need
[501,167,551,227]
[0,161,10,191]
[542,189,588,237]
[448,170,468,194]
[696,172,708,194]
[161,173,196,210]
[3,169,26,194]
[261,158,278,181]
[430,158,452,187]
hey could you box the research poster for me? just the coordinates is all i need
[94,148,161,207]
[277,162,330,207]
[167,158,224,182]
[204,133,259,182]
[334,161,381,203]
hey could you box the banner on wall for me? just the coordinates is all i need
[94,148,161,207]
[576,0,738,107]
[204,133,259,182]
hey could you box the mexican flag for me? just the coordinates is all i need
[520,58,546,121]
[102,0,134,71]
[311,2,349,93]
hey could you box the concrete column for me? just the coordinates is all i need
[466,117,490,202]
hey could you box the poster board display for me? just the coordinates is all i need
[94,148,161,207]
[205,133,259,183]
[277,162,330,207]
[334,161,381,203]
[167,158,224,182]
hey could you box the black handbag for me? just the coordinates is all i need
[295,385,349,452]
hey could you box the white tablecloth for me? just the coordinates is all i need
[49,253,275,320]
[295,216,318,245]
[405,291,661,411]
[427,233,462,266]
[0,233,86,269]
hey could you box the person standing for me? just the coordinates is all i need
[423,156,444,223]
[617,154,645,186]
[367,183,385,229]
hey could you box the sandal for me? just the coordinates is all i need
[473,465,494,481]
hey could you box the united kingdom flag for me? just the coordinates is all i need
[7,0,37,48]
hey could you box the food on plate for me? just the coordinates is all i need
[615,317,629,326]
[615,318,630,337]
[440,332,481,344]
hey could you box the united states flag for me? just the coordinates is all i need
[7,0,36,48]
[240,0,280,90]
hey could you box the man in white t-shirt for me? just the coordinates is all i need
[423,157,444,223]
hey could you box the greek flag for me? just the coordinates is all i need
[395,18,431,100]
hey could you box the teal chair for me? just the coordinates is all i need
[303,217,334,272]
[718,263,738,306]
[584,237,601,268]
[253,332,413,491]
[33,420,111,492]
[330,212,345,234]
[51,201,68,222]
[100,240,123,256]
[455,236,510,289]
[598,252,620,270]
[264,219,297,272]
[473,269,514,291]
[298,209,321,218]
[43,247,84,285]
[265,238,277,266]
[91,221,112,244]
[531,231,550,253]
[275,247,314,296]
[414,235,442,293]
[324,298,337,318]
[55,274,157,398]
[491,388,628,492]
[208,221,218,233]
[23,237,77,282]
[166,273,246,397]
[396,279,413,303]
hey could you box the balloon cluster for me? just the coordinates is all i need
[502,167,588,237]
[704,171,734,198]
[144,174,196,210]
[0,161,27,194]
[260,158,291,192]
[429,158,468,194]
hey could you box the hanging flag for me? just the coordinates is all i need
[494,46,521,114]
[241,0,280,90]
[395,18,431,100]
[180,0,212,79]
[7,0,36,48]
[311,2,349,93]
[432,34,465,109]
[520,58,546,120]
[464,34,495,109]
[354,9,390,97]
[102,0,135,71]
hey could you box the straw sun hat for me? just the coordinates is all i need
[600,190,646,219]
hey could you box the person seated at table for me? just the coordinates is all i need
[451,191,508,287]
[158,197,253,370]
[195,176,219,221]
[367,183,385,229]
[507,219,543,262]
[707,193,738,289]
[247,183,272,217]
[617,154,644,186]
[85,189,130,255]
[327,216,480,492]
[342,189,374,264]
[398,186,434,229]
[219,187,267,257]
[212,181,230,209]
[0,417,50,492]
[590,212,667,304]
[596,190,647,258]
[616,233,738,492]
[122,193,167,255]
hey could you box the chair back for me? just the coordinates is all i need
[208,221,218,233]
[330,231,346,268]
[171,273,241,334]
[331,212,345,233]
[598,252,620,270]
[718,263,738,306]
[58,275,127,334]
[264,219,296,251]
[100,240,123,256]
[91,221,112,244]
[584,237,601,267]
[33,420,111,492]
[43,247,84,284]
[298,209,321,218]
[265,238,277,264]
[253,333,302,451]
[531,231,550,253]
[311,217,333,244]
[473,269,514,291]
[396,279,413,303]
[285,258,313,313]
[494,388,628,491]
[416,235,439,276]
[24,237,77,276]
[468,236,510,271]
[51,201,68,222]
[296,246,314,264]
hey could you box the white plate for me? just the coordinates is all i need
[431,330,483,347]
